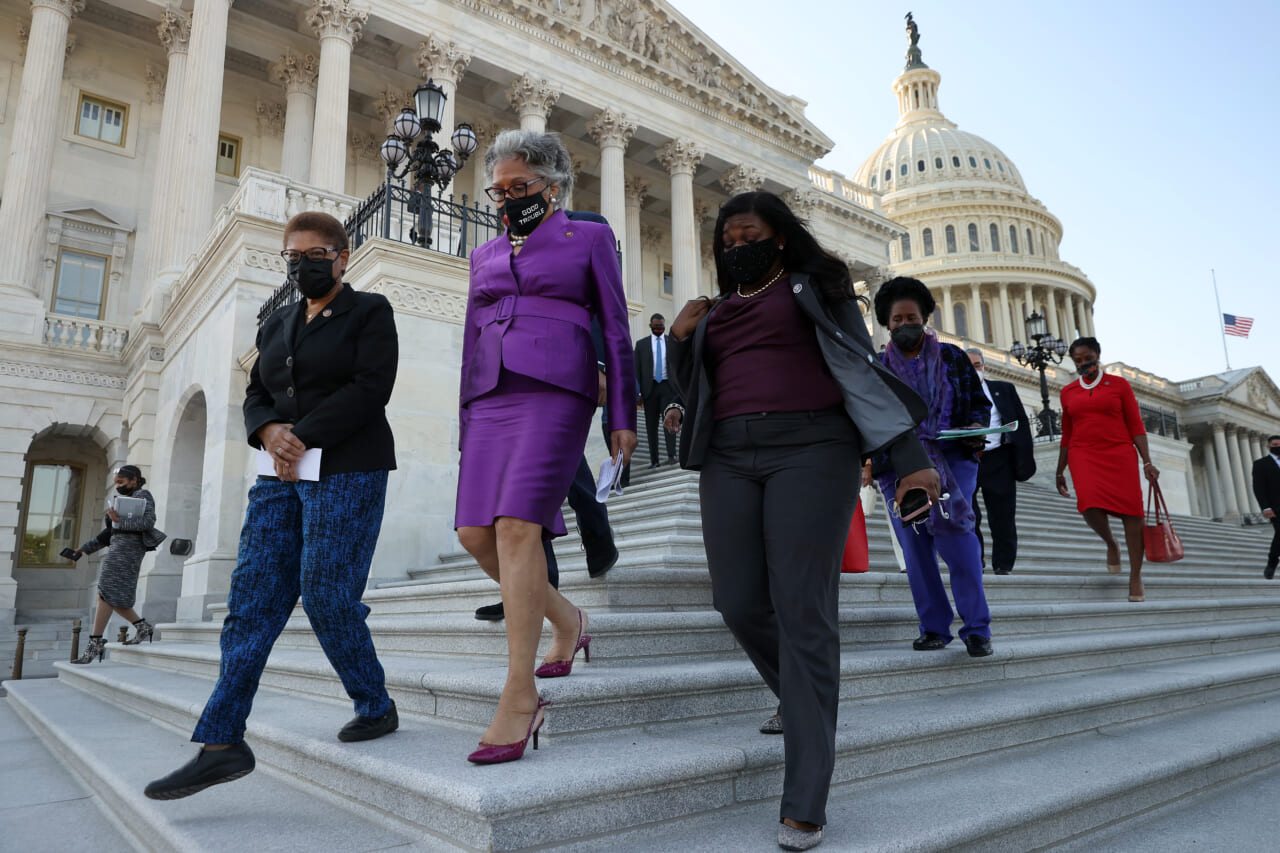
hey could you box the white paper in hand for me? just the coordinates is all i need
[596,451,626,503]
[256,448,323,481]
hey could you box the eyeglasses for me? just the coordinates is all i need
[280,247,338,262]
[484,177,546,203]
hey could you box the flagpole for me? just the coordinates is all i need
[1211,268,1230,370]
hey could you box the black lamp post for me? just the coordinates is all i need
[378,79,478,246]
[1009,311,1069,439]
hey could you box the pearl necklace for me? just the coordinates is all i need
[508,233,528,249]
[1079,368,1104,390]
[737,268,787,299]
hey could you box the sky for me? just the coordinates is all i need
[671,0,1277,386]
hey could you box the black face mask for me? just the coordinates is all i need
[650,326,665,336]
[1271,446,1280,457]
[116,485,136,496]
[503,194,550,236]
[1077,360,1099,377]
[890,323,925,351]
[290,257,337,300]
[723,239,780,286]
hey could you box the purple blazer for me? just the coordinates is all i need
[460,209,636,439]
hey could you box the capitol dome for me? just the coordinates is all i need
[856,30,1097,353]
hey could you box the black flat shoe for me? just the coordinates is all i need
[993,568,1012,575]
[1265,564,1276,580]
[912,632,947,651]
[144,742,255,800]
[338,700,398,742]
[964,635,993,657]
[583,532,619,579]
[475,602,505,621]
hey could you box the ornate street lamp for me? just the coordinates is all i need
[378,79,478,246]
[1010,311,1069,439]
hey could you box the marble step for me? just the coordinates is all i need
[107,618,1280,736]
[21,646,1280,851]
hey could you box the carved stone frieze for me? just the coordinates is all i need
[306,0,367,44]
[417,35,471,85]
[145,62,166,104]
[244,248,287,273]
[719,164,764,196]
[374,89,410,125]
[272,50,320,96]
[256,100,286,135]
[156,7,190,56]
[31,0,86,19]
[656,139,703,176]
[349,130,382,163]
[640,224,664,250]
[365,280,468,323]
[783,187,821,220]
[18,21,78,59]
[587,107,636,149]
[0,360,125,389]
[508,73,560,121]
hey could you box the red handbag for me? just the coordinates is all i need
[841,501,870,573]
[1143,482,1184,563]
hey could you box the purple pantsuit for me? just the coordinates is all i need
[455,209,636,536]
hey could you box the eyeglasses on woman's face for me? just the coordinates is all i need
[484,176,546,203]
[280,247,339,262]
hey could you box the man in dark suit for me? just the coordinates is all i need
[967,349,1036,575]
[1252,434,1280,579]
[635,313,679,467]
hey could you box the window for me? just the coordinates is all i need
[997,161,1005,173]
[945,225,957,253]
[884,168,892,183]
[900,233,911,261]
[934,156,943,169]
[968,223,979,251]
[1009,225,1019,253]
[989,223,1000,252]
[19,463,85,567]
[1026,228,1034,255]
[968,156,977,167]
[900,163,908,177]
[953,304,968,338]
[216,133,242,178]
[52,249,108,319]
[870,175,876,188]
[922,228,934,256]
[983,158,992,169]
[662,264,672,296]
[952,155,961,167]
[917,159,925,172]
[76,94,128,146]
[981,302,993,342]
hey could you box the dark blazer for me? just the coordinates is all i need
[634,334,674,399]
[245,284,398,476]
[1253,455,1280,512]
[668,272,931,475]
[986,378,1036,481]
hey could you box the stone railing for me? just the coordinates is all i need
[808,166,882,212]
[42,313,129,355]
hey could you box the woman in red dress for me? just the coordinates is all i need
[1054,337,1160,601]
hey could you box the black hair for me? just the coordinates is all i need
[116,464,146,487]
[649,314,665,323]
[873,276,936,327]
[712,192,859,305]
[1268,435,1280,443]
[1068,336,1101,358]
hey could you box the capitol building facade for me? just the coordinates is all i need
[0,0,1276,630]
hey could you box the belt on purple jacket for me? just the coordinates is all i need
[473,294,592,332]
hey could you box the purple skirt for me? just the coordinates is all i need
[455,370,594,538]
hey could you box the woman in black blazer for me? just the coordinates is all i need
[665,192,937,851]
[146,211,400,800]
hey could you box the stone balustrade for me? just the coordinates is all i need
[808,166,882,212]
[42,313,129,355]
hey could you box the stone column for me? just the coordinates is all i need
[1020,283,1034,341]
[1235,428,1257,512]
[136,7,190,319]
[417,35,471,198]
[272,50,319,183]
[507,73,559,133]
[718,164,763,198]
[307,0,366,193]
[1202,433,1224,518]
[1248,433,1265,468]
[657,139,704,309]
[468,122,500,210]
[693,197,713,295]
[1084,301,1096,336]
[587,108,635,236]
[0,0,86,297]
[969,282,982,342]
[624,177,647,304]
[940,285,954,334]
[1044,287,1062,339]
[1214,423,1242,517]
[997,282,1012,347]
[168,0,233,271]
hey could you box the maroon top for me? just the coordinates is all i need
[704,274,844,420]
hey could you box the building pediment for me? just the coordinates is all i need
[1227,368,1280,416]
[473,0,833,159]
[48,204,134,233]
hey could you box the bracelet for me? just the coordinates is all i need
[1143,462,1156,468]
[663,402,685,418]
[1055,473,1066,479]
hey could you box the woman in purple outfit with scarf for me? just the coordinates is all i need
[870,276,995,657]
[455,130,637,765]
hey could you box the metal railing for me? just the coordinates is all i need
[1139,404,1181,439]
[257,278,299,326]
[347,181,501,258]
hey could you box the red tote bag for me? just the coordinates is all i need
[1143,482,1184,563]
[841,501,870,573]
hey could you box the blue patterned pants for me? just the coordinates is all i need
[192,471,392,744]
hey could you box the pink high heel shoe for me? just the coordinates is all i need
[467,698,550,765]
[535,609,591,678]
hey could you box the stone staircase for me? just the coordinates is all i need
[1,618,82,685]
[5,441,1280,851]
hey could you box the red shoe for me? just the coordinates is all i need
[535,609,591,678]
[467,699,550,765]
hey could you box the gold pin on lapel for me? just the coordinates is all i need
[565,231,574,237]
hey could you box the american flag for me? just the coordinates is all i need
[1223,313,1254,338]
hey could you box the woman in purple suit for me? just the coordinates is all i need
[456,130,637,764]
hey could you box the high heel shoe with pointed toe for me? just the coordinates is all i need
[535,609,591,678]
[467,699,550,765]
[123,618,155,645]
[71,636,107,664]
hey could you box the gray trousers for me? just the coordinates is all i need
[699,409,861,826]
